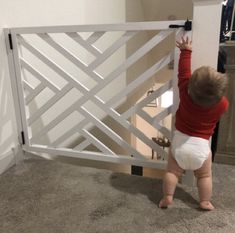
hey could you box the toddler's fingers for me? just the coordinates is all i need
[176,42,182,48]
[185,36,189,43]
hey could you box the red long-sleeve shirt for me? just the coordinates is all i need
[175,50,229,140]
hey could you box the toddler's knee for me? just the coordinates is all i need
[194,170,211,179]
[167,168,183,179]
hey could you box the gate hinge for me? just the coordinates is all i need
[169,19,192,31]
[21,131,25,145]
[8,33,13,50]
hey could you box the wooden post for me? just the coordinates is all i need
[215,44,235,165]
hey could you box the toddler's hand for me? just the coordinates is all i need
[176,36,192,51]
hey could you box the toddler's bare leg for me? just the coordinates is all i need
[194,153,214,210]
[159,151,184,208]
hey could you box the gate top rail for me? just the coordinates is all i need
[7,20,185,34]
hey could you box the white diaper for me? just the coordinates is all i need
[171,130,210,170]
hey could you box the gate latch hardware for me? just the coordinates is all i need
[169,19,192,31]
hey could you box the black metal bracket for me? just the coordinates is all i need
[131,155,143,176]
[131,165,143,176]
[169,19,192,31]
[21,131,25,145]
[8,33,13,50]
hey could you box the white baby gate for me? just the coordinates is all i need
[5,21,185,171]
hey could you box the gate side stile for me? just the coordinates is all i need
[4,29,26,147]
[171,29,181,140]
[8,31,30,146]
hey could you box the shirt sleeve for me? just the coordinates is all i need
[222,96,229,112]
[178,49,192,83]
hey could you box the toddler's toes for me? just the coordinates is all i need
[159,196,173,209]
[199,201,215,211]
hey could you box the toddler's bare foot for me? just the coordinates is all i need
[159,195,173,208]
[199,201,215,211]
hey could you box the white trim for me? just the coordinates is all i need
[0,150,16,175]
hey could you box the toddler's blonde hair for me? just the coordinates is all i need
[188,66,227,107]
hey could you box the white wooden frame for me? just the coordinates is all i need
[5,21,185,170]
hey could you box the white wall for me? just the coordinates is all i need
[192,0,223,69]
[0,0,126,171]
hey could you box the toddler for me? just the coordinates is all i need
[159,36,229,210]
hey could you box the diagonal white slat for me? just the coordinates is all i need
[88,31,138,71]
[153,106,173,125]
[107,53,173,109]
[66,32,102,57]
[50,118,88,146]
[86,31,105,44]
[30,99,85,143]
[21,58,60,92]
[137,108,172,139]
[122,79,173,119]
[28,83,73,125]
[79,106,146,160]
[23,80,34,92]
[49,115,116,156]
[137,105,173,129]
[18,35,98,91]
[89,96,168,158]
[80,129,116,155]
[25,82,45,104]
[73,139,91,151]
[37,33,103,82]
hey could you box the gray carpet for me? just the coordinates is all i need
[0,155,235,233]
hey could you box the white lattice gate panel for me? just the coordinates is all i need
[6,21,183,168]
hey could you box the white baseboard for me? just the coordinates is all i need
[0,150,16,175]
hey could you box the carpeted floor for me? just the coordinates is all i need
[0,155,235,233]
